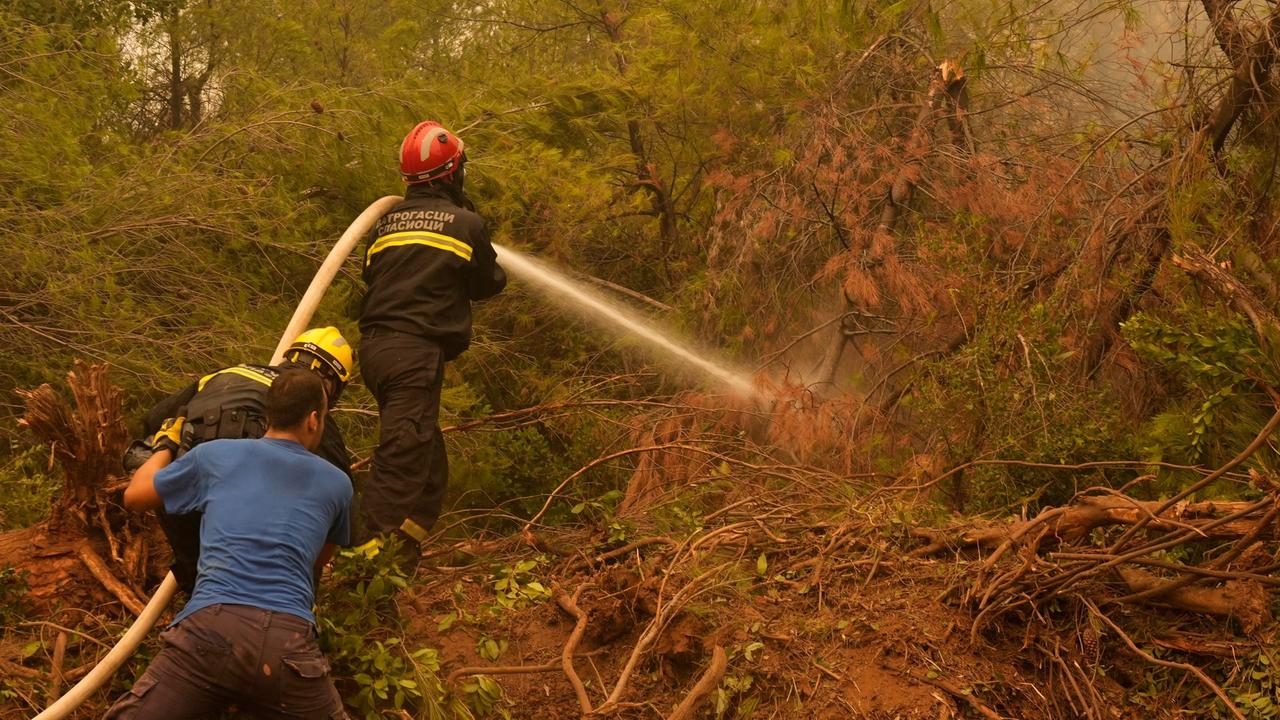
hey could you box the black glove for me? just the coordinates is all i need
[122,440,154,473]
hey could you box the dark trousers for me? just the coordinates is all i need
[358,332,448,539]
[157,510,202,594]
[103,604,347,719]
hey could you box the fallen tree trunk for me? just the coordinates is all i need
[1116,567,1271,633]
[0,527,97,612]
[911,494,1277,556]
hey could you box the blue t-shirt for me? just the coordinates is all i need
[154,437,352,625]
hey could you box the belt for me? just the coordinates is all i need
[361,328,441,346]
[201,603,314,633]
[361,327,415,339]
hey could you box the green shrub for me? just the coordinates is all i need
[319,540,469,719]
[0,442,59,531]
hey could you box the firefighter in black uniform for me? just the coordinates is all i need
[122,327,355,593]
[357,120,506,555]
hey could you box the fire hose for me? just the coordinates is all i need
[33,195,404,720]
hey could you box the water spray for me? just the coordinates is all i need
[493,244,757,398]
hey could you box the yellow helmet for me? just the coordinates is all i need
[285,327,354,393]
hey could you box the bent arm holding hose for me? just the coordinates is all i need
[123,417,182,511]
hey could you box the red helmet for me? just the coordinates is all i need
[400,120,465,184]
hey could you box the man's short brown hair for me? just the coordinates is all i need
[266,368,327,430]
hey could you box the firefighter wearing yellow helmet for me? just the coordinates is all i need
[121,326,355,594]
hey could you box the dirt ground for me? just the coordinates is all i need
[395,538,1103,720]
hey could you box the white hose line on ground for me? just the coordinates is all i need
[271,195,404,364]
[33,573,179,720]
[34,196,402,720]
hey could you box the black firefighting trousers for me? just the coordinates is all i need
[358,331,449,541]
[103,604,347,719]
[157,511,202,594]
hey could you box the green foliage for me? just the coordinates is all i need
[1124,311,1273,470]
[711,626,769,719]
[0,566,29,628]
[450,424,562,515]
[1226,649,1280,719]
[458,675,511,720]
[0,443,59,531]
[570,488,630,543]
[905,301,1139,511]
[1135,644,1280,720]
[319,539,474,719]
[489,558,551,611]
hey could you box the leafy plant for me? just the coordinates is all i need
[571,488,630,542]
[1124,312,1271,467]
[476,635,508,662]
[0,443,59,531]
[490,558,551,611]
[0,566,29,628]
[319,538,471,719]
[460,675,511,720]
[1223,648,1280,719]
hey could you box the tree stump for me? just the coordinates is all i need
[3,361,163,616]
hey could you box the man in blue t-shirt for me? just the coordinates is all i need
[106,369,352,720]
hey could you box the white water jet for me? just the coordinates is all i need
[494,244,756,398]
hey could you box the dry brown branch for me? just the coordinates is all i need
[1203,0,1247,64]
[885,457,1252,493]
[445,660,564,685]
[1173,248,1280,346]
[1107,403,1280,551]
[595,562,728,715]
[554,585,593,715]
[1151,635,1246,659]
[565,536,680,575]
[1043,498,1276,601]
[1051,553,1280,586]
[914,495,1280,560]
[664,645,727,720]
[45,631,67,704]
[443,399,692,435]
[0,658,39,680]
[444,649,610,686]
[1202,2,1280,156]
[594,537,678,563]
[1114,503,1280,604]
[523,443,698,533]
[75,542,146,617]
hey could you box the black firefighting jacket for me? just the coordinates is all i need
[140,363,352,478]
[358,183,507,360]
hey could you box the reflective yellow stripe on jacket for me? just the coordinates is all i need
[366,231,472,265]
[197,365,275,392]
